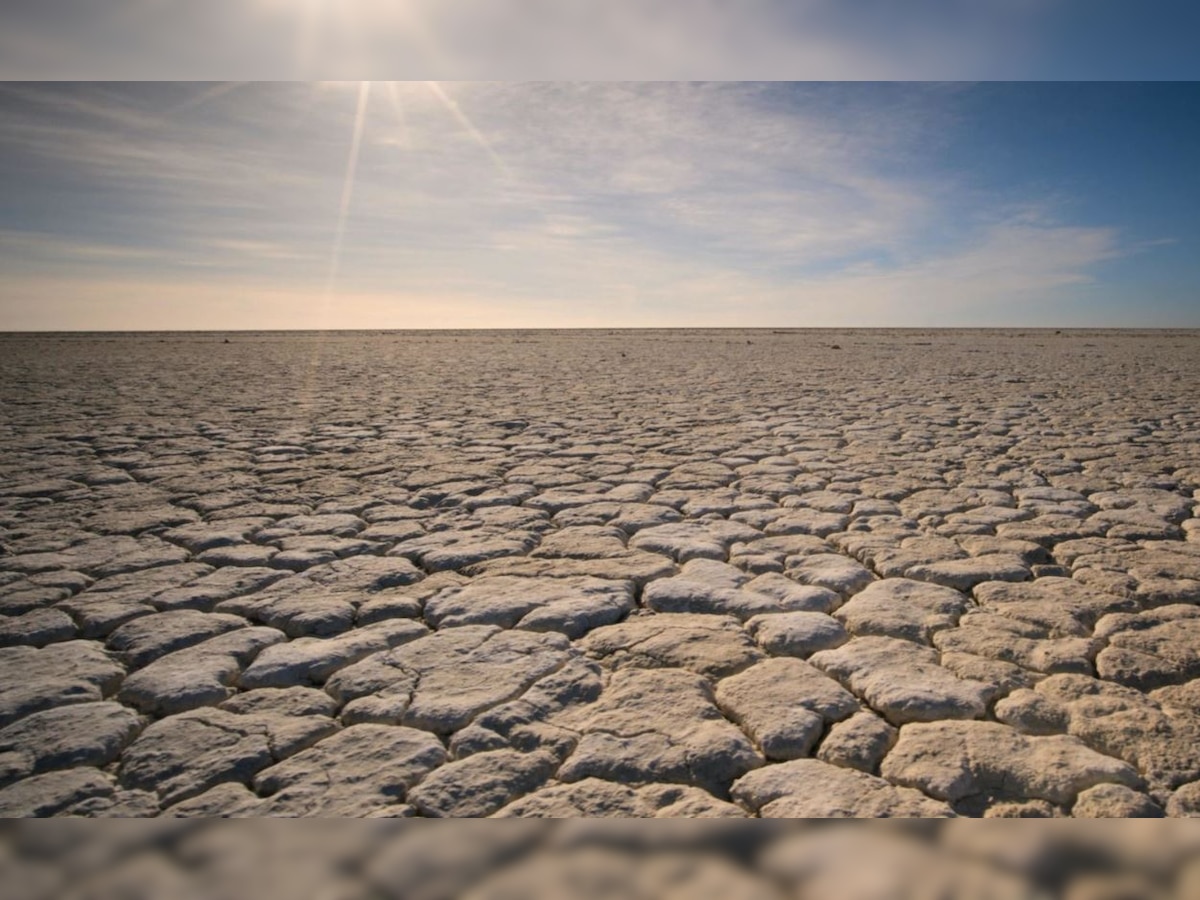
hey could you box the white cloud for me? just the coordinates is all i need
[0,82,1138,329]
[0,219,1125,330]
[342,83,939,272]
[763,221,1124,325]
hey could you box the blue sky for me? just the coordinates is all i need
[1,81,1198,329]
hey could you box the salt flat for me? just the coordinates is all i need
[1,328,1199,817]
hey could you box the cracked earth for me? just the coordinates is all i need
[2,328,1199,817]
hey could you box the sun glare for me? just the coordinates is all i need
[255,0,441,77]
[325,80,371,302]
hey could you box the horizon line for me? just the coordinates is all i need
[4,326,1200,335]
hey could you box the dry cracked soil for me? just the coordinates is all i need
[2,328,1199,818]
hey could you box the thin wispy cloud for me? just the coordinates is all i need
[0,82,1194,329]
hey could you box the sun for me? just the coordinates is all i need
[255,0,438,76]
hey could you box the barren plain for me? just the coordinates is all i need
[2,328,1199,818]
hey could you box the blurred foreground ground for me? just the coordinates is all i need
[5,820,1200,899]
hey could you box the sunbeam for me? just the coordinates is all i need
[301,80,371,424]
[167,81,245,115]
[383,80,411,149]
[291,0,327,78]
[425,81,512,180]
[324,80,371,305]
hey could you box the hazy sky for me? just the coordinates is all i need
[1,81,1198,329]
[4,2,1200,80]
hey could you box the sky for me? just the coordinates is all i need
[1,81,1198,329]
[4,2,1200,80]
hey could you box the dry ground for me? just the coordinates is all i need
[1,328,1199,818]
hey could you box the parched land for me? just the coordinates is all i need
[1,328,1199,818]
